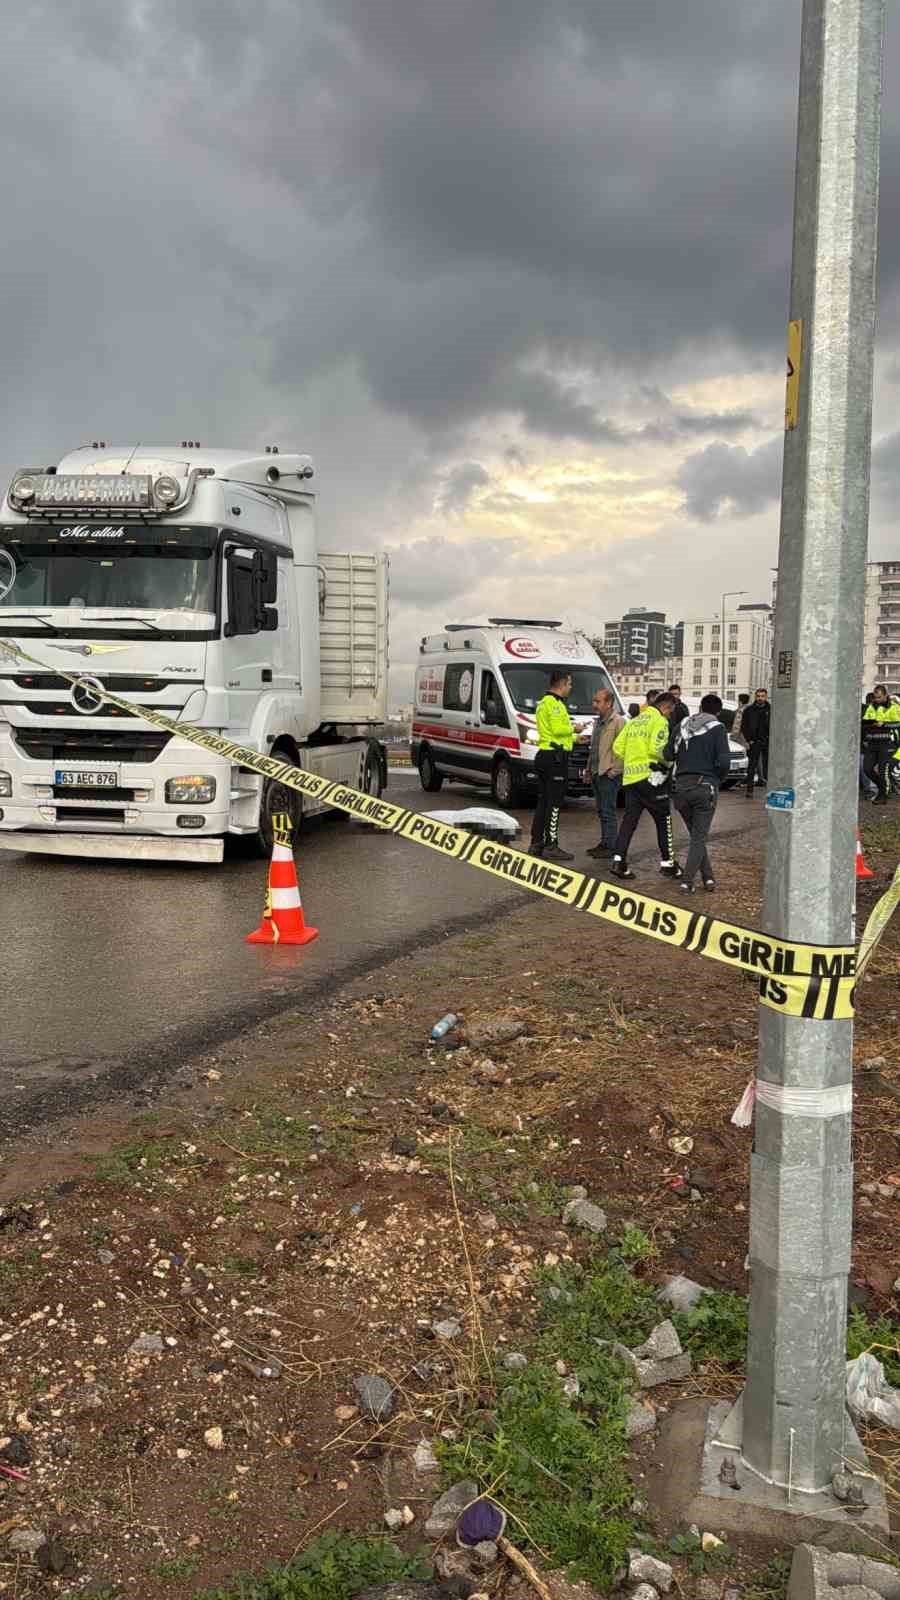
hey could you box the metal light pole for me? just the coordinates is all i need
[741,0,886,1497]
[721,591,747,700]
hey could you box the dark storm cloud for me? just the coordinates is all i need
[435,461,491,515]
[677,437,783,521]
[1,0,899,481]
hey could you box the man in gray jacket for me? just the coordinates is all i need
[585,687,626,858]
[667,693,731,893]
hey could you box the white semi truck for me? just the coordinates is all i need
[0,445,389,862]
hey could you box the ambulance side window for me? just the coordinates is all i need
[480,669,508,727]
[444,664,474,711]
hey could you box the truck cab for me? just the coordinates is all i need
[410,619,621,806]
[0,446,389,861]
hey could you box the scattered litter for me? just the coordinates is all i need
[457,1497,506,1547]
[701,1532,724,1551]
[432,1317,462,1341]
[731,1080,755,1127]
[414,1439,439,1474]
[659,1275,710,1314]
[667,1135,694,1155]
[430,1013,459,1041]
[846,1352,900,1431]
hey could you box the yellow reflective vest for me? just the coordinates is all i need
[535,694,575,752]
[612,706,671,787]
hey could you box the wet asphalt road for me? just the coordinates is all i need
[0,771,756,1133]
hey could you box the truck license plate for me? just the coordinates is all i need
[55,769,119,788]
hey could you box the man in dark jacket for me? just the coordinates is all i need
[742,688,771,796]
[668,694,731,892]
[669,684,690,727]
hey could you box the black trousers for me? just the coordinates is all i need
[613,780,675,863]
[863,742,894,799]
[530,749,567,849]
[674,775,717,883]
[745,741,769,794]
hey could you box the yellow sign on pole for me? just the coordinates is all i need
[785,319,803,430]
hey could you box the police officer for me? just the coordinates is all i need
[529,669,576,861]
[863,684,900,804]
[608,691,680,879]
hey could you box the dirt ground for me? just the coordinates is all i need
[1,821,899,1598]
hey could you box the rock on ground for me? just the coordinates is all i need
[465,1012,528,1048]
[625,1397,657,1439]
[631,1321,692,1389]
[788,1546,900,1600]
[8,1528,45,1556]
[425,1478,478,1538]
[354,1373,395,1420]
[562,1198,608,1234]
[628,1550,675,1593]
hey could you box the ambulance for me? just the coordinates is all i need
[410,620,623,806]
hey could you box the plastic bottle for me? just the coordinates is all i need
[430,1012,458,1040]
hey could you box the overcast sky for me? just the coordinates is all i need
[1,0,898,701]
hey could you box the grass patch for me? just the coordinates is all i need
[149,1555,201,1584]
[744,1552,793,1600]
[616,1225,656,1263]
[436,1259,666,1585]
[194,1530,429,1599]
[847,1306,900,1386]
[671,1291,750,1367]
[90,1138,183,1185]
[234,1107,312,1163]
[860,815,900,856]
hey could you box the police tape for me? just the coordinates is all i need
[0,636,870,1020]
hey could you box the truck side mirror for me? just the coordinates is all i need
[254,549,279,631]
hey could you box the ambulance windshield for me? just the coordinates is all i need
[501,663,617,716]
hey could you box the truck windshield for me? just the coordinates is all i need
[501,663,617,715]
[0,525,216,613]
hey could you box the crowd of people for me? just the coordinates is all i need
[528,672,899,891]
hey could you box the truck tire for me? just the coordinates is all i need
[419,749,444,792]
[363,743,384,797]
[254,747,304,858]
[491,757,520,808]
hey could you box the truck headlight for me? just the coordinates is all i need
[165,775,216,804]
[0,772,11,797]
[517,722,539,745]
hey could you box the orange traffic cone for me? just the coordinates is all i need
[856,829,874,881]
[246,813,319,946]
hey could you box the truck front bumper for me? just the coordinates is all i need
[0,831,224,862]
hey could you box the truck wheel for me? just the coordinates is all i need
[362,748,384,797]
[254,749,304,858]
[419,750,444,792]
[491,758,519,807]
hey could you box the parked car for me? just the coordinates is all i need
[721,737,749,789]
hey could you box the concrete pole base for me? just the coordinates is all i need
[652,1400,889,1553]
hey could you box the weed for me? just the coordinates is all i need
[433,1259,673,1584]
[439,1357,635,1585]
[668,1531,734,1575]
[91,1138,180,1185]
[194,1529,430,1599]
[149,1554,201,1583]
[536,1259,659,1352]
[616,1225,656,1263]
[744,1551,793,1600]
[236,1107,312,1162]
[847,1306,900,1386]
[860,816,900,857]
[671,1291,749,1366]
[221,1255,262,1277]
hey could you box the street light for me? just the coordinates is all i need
[720,591,746,700]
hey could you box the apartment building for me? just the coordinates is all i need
[603,607,673,666]
[680,605,772,700]
[862,561,900,695]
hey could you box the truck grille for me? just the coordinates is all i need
[14,729,172,763]
[51,787,138,802]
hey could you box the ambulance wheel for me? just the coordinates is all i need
[419,750,444,792]
[254,748,304,857]
[491,758,520,807]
